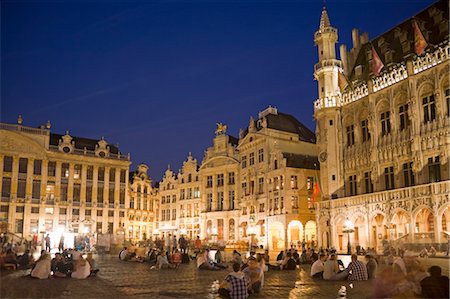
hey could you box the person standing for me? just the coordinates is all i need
[45,234,51,252]
[58,235,65,252]
[172,235,177,253]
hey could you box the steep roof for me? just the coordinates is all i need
[348,0,448,83]
[283,153,319,170]
[264,112,316,143]
[50,133,120,154]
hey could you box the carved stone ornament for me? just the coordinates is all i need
[319,151,328,163]
[215,123,227,135]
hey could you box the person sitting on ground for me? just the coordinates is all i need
[419,247,428,258]
[215,248,223,264]
[71,256,91,279]
[347,254,368,281]
[194,236,202,255]
[243,257,263,294]
[171,249,182,268]
[31,252,51,279]
[4,249,18,269]
[323,254,348,281]
[428,246,437,257]
[300,250,307,264]
[310,249,319,263]
[86,252,100,276]
[18,250,34,269]
[292,250,300,265]
[156,250,173,269]
[420,265,449,299]
[232,250,243,266]
[365,254,378,279]
[219,263,249,299]
[119,247,129,261]
[276,251,284,264]
[69,248,82,261]
[147,249,158,265]
[311,253,326,278]
[281,252,297,270]
[197,250,219,270]
[51,253,70,277]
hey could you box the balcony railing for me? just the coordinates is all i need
[0,123,50,136]
[318,180,450,210]
[314,59,342,73]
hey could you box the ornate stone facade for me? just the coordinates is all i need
[0,121,131,249]
[156,107,320,250]
[314,1,450,251]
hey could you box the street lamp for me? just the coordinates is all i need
[211,227,218,244]
[342,218,355,254]
[247,226,256,251]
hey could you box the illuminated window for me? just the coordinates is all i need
[45,207,54,214]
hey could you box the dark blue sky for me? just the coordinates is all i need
[1,0,433,181]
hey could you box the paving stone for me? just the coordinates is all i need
[1,255,448,298]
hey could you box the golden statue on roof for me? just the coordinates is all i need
[215,122,227,135]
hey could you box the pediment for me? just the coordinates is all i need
[0,130,47,159]
[200,155,239,170]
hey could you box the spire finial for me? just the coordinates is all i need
[319,5,331,29]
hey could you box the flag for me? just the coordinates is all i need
[338,71,349,92]
[413,19,428,55]
[311,175,321,204]
[371,45,384,76]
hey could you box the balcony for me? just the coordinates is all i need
[314,59,342,73]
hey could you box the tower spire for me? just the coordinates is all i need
[319,6,331,29]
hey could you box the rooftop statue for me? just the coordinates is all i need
[215,122,227,135]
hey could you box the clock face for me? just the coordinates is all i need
[319,151,327,163]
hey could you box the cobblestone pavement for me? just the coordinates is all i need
[1,255,448,299]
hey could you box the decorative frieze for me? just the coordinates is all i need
[373,64,408,92]
[413,43,450,74]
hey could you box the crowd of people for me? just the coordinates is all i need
[30,249,99,279]
[0,235,99,280]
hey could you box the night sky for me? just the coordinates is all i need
[1,0,433,181]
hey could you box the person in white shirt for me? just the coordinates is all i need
[310,253,326,279]
[119,247,129,261]
[71,256,91,279]
[323,254,348,280]
[31,252,51,279]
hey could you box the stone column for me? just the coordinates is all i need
[68,163,74,200]
[55,161,62,201]
[92,166,98,204]
[10,156,19,199]
[40,160,48,200]
[26,158,34,200]
[212,175,218,211]
[104,167,110,207]
[80,164,87,203]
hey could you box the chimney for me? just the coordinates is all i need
[352,28,360,51]
[360,32,369,45]
[340,44,348,75]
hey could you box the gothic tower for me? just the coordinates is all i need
[313,7,344,200]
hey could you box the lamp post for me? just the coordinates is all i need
[247,226,256,251]
[211,227,218,244]
[342,219,355,254]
